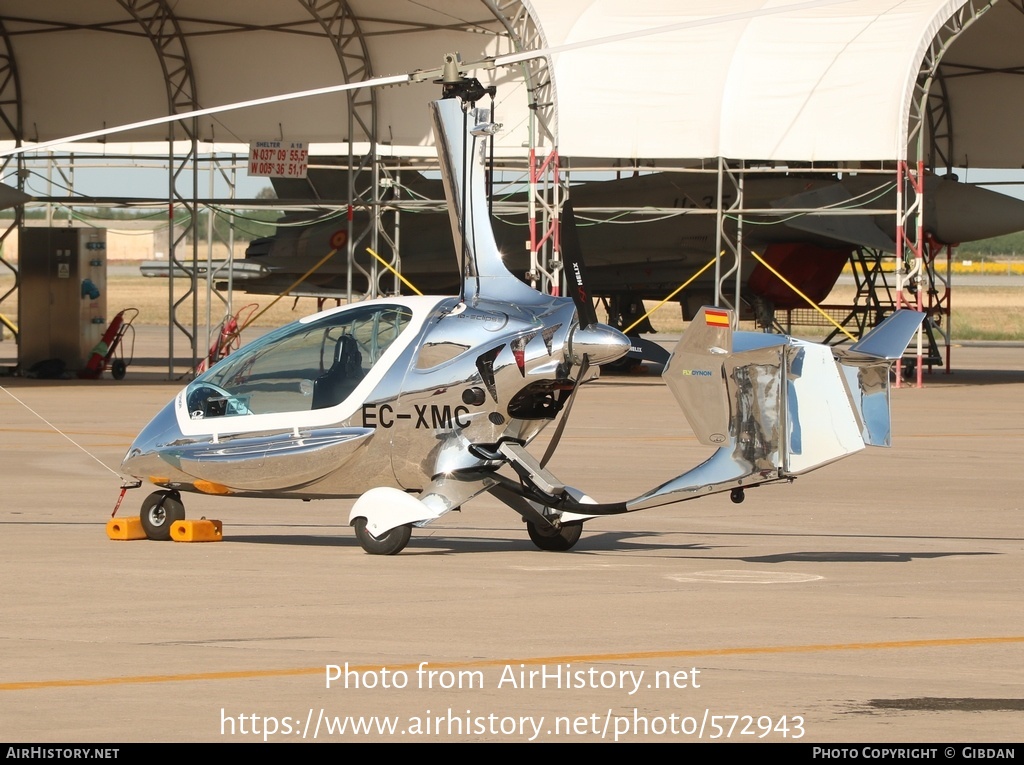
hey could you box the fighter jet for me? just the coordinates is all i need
[220,165,1024,324]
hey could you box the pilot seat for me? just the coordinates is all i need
[312,335,364,409]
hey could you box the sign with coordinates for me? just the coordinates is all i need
[248,139,308,178]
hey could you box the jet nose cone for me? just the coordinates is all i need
[928,176,1024,243]
[567,323,632,366]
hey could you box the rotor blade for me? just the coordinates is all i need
[540,356,589,469]
[560,199,599,329]
[0,73,410,158]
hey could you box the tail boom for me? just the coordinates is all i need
[633,307,925,510]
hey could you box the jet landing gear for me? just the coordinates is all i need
[526,520,583,552]
[139,490,184,540]
[352,517,412,556]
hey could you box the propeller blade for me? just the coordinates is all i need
[540,356,589,469]
[624,336,670,365]
[560,199,598,330]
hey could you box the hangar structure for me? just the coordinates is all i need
[0,0,1021,381]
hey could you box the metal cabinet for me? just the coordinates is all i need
[18,227,107,372]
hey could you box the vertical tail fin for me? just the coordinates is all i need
[663,306,739,447]
[834,309,925,447]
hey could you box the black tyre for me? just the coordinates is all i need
[352,516,412,555]
[527,520,583,551]
[111,358,127,380]
[139,490,185,541]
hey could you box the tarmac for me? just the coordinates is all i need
[1,338,1023,743]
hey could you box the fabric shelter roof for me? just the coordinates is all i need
[0,0,1018,167]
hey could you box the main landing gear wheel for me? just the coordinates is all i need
[352,517,412,555]
[527,521,583,552]
[139,490,184,541]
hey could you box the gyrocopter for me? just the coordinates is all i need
[116,64,923,555]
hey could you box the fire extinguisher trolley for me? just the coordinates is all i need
[79,308,139,380]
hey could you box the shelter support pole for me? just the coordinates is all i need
[166,124,200,379]
[895,160,925,389]
[528,146,561,294]
[375,163,403,296]
[0,156,20,358]
[204,151,240,354]
[714,158,724,307]
[900,0,993,383]
[0,16,20,363]
[205,159,215,353]
[714,158,743,316]
[922,235,952,374]
[119,0,200,378]
[338,111,377,305]
[936,242,952,373]
[344,93,379,303]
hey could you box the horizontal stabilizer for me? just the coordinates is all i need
[839,309,925,363]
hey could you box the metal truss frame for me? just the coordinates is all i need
[714,158,744,313]
[298,0,379,303]
[899,0,995,386]
[0,16,20,350]
[116,0,201,378]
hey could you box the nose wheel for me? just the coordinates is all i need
[139,490,185,540]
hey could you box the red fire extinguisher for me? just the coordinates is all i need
[80,311,125,379]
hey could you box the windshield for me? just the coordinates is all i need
[185,304,412,419]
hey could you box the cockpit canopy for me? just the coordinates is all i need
[186,304,413,420]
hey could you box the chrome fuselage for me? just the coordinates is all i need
[121,292,627,500]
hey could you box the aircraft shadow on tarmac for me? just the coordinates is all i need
[200,528,1002,562]
[740,550,995,564]
[859,698,1024,713]
[910,368,1024,387]
[219,526,710,555]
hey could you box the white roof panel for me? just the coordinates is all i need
[0,0,1020,166]
[534,0,969,161]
